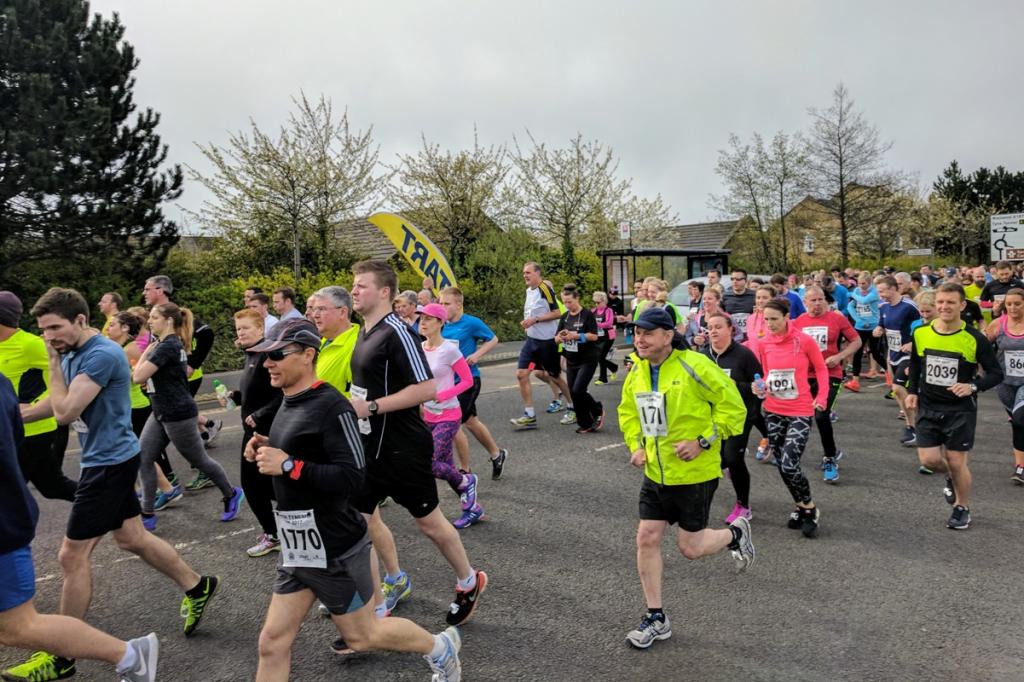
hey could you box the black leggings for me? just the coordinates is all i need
[240,425,277,537]
[17,428,77,501]
[566,361,601,429]
[597,337,618,382]
[854,329,887,372]
[996,383,1024,451]
[808,378,843,459]
[720,421,752,507]
[765,412,814,505]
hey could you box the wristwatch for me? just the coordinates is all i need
[368,400,379,415]
[281,457,295,475]
[969,383,978,394]
[697,436,712,450]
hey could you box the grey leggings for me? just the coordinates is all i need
[139,414,233,514]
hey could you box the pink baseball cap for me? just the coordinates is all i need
[419,302,448,322]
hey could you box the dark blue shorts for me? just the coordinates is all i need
[517,337,561,377]
[0,546,35,612]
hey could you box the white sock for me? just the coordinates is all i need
[429,633,447,659]
[115,642,137,674]
[457,570,476,591]
[524,406,535,417]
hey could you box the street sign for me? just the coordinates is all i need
[907,248,932,256]
[991,212,1024,261]
[618,221,631,240]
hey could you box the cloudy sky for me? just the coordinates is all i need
[90,0,1024,232]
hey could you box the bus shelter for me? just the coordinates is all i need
[598,248,730,296]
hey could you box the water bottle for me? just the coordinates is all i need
[213,379,236,410]
[753,373,766,396]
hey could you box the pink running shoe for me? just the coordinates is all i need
[725,502,752,524]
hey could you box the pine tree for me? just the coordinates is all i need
[0,0,182,296]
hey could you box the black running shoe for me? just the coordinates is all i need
[943,477,955,505]
[446,570,487,626]
[947,505,970,530]
[787,509,802,529]
[181,575,219,636]
[491,449,508,481]
[801,507,820,538]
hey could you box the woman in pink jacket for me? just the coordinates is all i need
[592,291,618,384]
[753,298,830,539]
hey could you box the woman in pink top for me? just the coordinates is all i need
[419,303,485,529]
[592,291,618,384]
[743,285,774,356]
[753,298,830,539]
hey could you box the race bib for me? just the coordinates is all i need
[597,328,605,337]
[1006,350,1024,378]
[635,391,667,437]
[995,294,1007,303]
[563,338,578,352]
[766,368,798,400]
[802,325,829,352]
[274,509,327,568]
[721,368,732,378]
[732,313,749,333]
[855,303,872,318]
[71,418,89,434]
[925,354,959,387]
[146,378,156,394]
[886,329,903,354]
[350,385,371,435]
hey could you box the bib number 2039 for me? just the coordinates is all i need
[635,391,667,437]
[274,509,327,568]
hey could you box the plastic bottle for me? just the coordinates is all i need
[212,379,236,410]
[753,373,766,396]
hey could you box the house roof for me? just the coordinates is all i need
[660,220,739,250]
[333,217,398,261]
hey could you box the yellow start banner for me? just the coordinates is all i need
[367,212,458,291]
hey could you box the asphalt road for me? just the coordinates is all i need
[6,360,1024,681]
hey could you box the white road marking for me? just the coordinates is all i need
[594,443,626,452]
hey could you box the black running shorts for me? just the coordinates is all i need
[274,535,374,616]
[517,337,561,377]
[638,477,719,532]
[457,376,482,424]
[352,449,439,518]
[915,407,977,452]
[66,455,142,541]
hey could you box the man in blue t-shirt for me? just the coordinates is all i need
[5,288,221,680]
[873,276,921,447]
[770,274,806,319]
[440,287,509,481]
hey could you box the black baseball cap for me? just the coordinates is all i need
[247,318,321,353]
[627,307,675,330]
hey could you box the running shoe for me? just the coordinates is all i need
[625,612,672,649]
[458,474,478,512]
[787,509,802,529]
[204,419,223,447]
[610,372,617,381]
[594,379,607,385]
[446,570,487,626]
[168,473,180,488]
[900,426,917,447]
[510,414,537,430]
[181,575,219,637]
[141,513,157,532]
[545,399,564,413]
[559,410,577,425]
[318,603,331,619]
[185,471,214,491]
[754,438,770,461]
[835,449,845,462]
[2,652,75,681]
[801,507,820,538]
[885,370,893,386]
[1012,465,1024,485]
[490,449,508,480]
[220,487,245,522]
[843,377,861,393]
[943,477,956,505]
[829,411,839,424]
[822,457,839,484]
[330,637,357,656]
[246,534,280,558]
[593,406,606,431]
[424,626,461,682]
[918,465,935,475]
[725,502,752,524]
[153,484,183,511]
[947,505,970,530]
[381,572,412,615]
[120,633,159,682]
[728,516,755,572]
[884,390,895,400]
[453,504,485,529]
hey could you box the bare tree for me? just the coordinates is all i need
[759,131,808,268]
[388,129,510,275]
[803,83,898,267]
[710,133,780,271]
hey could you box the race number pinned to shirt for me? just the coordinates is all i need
[1005,350,1024,378]
[855,303,872,318]
[766,368,798,400]
[802,326,829,352]
[732,313,749,334]
[563,337,578,353]
[886,329,903,354]
[635,391,667,437]
[925,354,959,387]
[274,509,326,568]
[350,385,371,435]
[71,418,89,434]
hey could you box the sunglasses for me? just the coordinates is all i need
[266,347,304,361]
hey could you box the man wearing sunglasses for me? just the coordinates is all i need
[245,318,461,680]
[723,269,756,342]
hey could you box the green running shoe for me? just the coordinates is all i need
[2,652,75,681]
[181,575,219,636]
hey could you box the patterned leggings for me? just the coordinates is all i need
[429,419,463,492]
[765,412,814,505]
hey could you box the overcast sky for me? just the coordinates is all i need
[90,0,1024,233]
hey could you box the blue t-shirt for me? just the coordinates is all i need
[442,313,496,379]
[650,364,661,392]
[61,335,139,468]
[831,285,850,315]
[879,299,920,364]
[785,291,806,319]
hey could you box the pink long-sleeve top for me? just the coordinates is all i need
[754,325,830,417]
[592,305,617,340]
[743,310,768,355]
[422,339,473,423]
